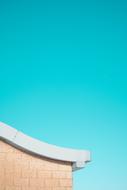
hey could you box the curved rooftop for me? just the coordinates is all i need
[0,121,90,171]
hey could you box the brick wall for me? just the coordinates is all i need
[0,140,73,190]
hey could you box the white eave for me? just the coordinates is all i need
[0,122,91,171]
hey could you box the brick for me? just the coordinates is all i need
[5,187,21,190]
[14,178,29,187]
[0,140,72,190]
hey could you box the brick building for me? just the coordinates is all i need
[0,122,90,190]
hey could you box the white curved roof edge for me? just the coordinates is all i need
[0,122,91,171]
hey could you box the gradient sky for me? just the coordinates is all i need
[0,0,127,189]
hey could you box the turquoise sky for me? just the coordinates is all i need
[0,0,127,189]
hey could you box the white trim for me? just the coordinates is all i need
[0,122,90,171]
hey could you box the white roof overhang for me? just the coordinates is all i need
[0,122,90,171]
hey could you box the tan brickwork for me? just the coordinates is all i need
[0,140,73,190]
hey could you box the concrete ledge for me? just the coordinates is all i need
[0,121,90,171]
